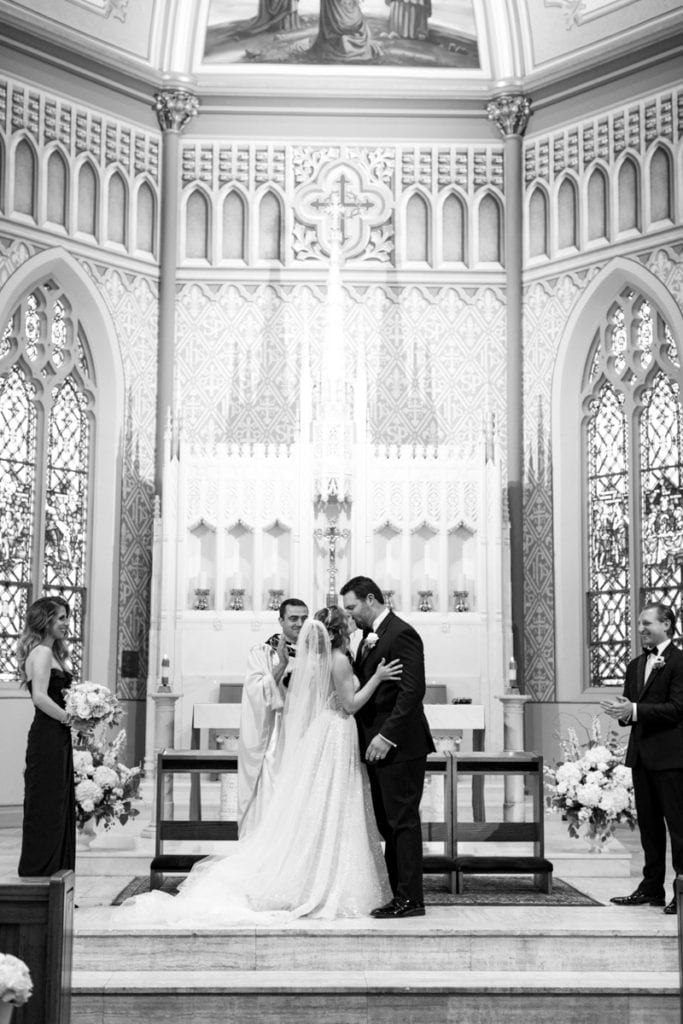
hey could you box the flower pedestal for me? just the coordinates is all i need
[76,818,98,851]
[583,828,613,854]
[0,1003,15,1024]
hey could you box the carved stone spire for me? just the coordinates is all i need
[486,94,532,138]
[153,88,199,134]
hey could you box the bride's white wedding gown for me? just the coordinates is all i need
[115,690,391,926]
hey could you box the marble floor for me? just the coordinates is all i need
[0,812,679,931]
[3,813,681,1023]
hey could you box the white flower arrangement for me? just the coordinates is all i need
[63,680,123,729]
[0,953,33,1006]
[544,717,637,847]
[73,729,140,831]
[364,632,379,649]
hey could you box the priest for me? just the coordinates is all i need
[236,597,308,836]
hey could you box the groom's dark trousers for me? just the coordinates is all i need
[354,611,435,904]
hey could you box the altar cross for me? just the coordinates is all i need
[311,173,373,246]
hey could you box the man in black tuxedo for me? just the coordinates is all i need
[602,602,683,914]
[341,575,435,918]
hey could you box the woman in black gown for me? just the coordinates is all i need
[17,596,84,876]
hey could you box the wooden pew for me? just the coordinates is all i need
[0,869,74,1024]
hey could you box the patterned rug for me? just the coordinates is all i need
[112,874,601,908]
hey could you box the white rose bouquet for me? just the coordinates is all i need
[544,717,637,848]
[74,729,141,830]
[0,953,33,1006]
[63,680,123,730]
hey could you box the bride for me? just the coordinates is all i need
[116,607,401,924]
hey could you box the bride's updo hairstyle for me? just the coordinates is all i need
[315,606,347,650]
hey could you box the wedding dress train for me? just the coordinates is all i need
[115,691,390,926]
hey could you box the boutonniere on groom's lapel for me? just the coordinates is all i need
[651,655,666,672]
[365,632,379,649]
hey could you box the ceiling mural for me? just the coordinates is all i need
[203,0,479,66]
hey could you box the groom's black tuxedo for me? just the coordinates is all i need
[354,611,435,903]
[354,611,434,763]
[620,641,683,898]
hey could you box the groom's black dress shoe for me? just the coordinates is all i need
[610,890,665,907]
[371,897,425,918]
[663,898,677,915]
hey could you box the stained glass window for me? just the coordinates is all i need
[0,283,95,681]
[584,292,683,686]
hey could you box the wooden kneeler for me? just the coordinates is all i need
[151,750,238,889]
[450,752,553,894]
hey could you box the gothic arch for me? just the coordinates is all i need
[552,256,683,699]
[0,247,125,686]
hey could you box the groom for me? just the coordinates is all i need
[341,575,435,918]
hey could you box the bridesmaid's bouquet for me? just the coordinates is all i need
[0,953,33,1006]
[63,680,123,729]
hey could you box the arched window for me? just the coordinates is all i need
[587,167,607,242]
[258,191,282,262]
[477,194,501,263]
[107,172,127,246]
[583,291,682,687]
[14,139,36,218]
[528,187,548,258]
[557,178,578,250]
[406,193,429,263]
[442,193,465,263]
[618,157,640,232]
[0,284,96,678]
[136,181,156,254]
[222,190,246,261]
[650,146,672,223]
[46,150,68,227]
[77,161,98,237]
[186,189,209,260]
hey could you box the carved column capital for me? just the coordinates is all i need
[153,88,199,134]
[486,94,532,138]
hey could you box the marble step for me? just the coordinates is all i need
[73,921,678,973]
[71,969,680,1024]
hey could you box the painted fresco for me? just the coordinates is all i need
[203,0,479,66]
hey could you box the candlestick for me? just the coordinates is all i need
[194,587,210,611]
[453,589,469,612]
[418,589,433,612]
[159,654,170,691]
[229,587,245,611]
[268,588,284,612]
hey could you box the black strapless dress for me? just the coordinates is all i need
[18,668,76,876]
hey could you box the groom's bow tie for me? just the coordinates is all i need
[642,646,657,656]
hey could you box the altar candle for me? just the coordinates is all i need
[234,572,244,590]
[198,571,208,590]
[455,573,466,591]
